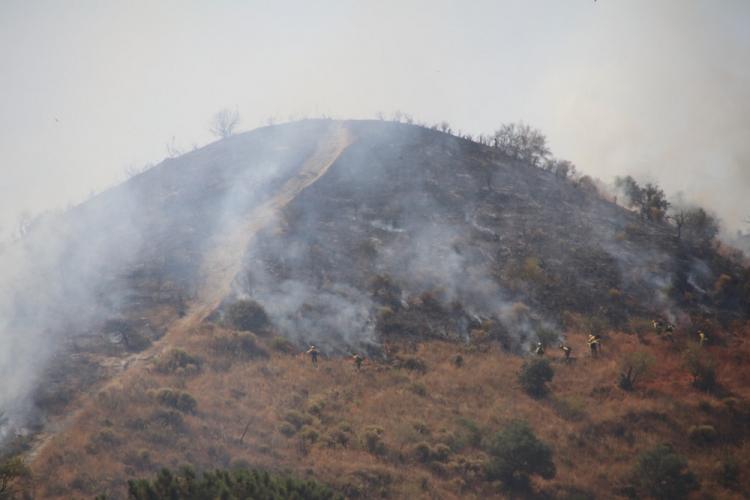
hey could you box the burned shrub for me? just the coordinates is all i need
[518,358,554,398]
[225,299,270,332]
[103,319,151,352]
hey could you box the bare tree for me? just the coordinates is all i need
[210,108,240,139]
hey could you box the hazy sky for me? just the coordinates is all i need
[1,0,749,240]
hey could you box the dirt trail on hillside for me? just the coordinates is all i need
[27,122,353,463]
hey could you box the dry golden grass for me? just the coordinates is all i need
[28,321,750,499]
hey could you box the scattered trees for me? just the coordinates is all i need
[485,420,555,489]
[674,207,719,247]
[210,108,240,139]
[615,176,669,221]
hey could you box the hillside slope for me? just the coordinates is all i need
[2,119,749,498]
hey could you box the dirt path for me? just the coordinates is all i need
[26,122,353,463]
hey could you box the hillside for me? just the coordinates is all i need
[1,119,749,499]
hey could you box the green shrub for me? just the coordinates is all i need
[127,466,342,500]
[432,443,452,462]
[631,444,698,499]
[300,426,320,444]
[0,456,31,498]
[413,442,432,463]
[485,420,555,489]
[270,336,295,353]
[155,349,202,374]
[363,426,386,455]
[518,358,554,397]
[283,410,313,430]
[684,346,717,392]
[715,456,740,489]
[409,383,428,397]
[153,388,197,413]
[400,356,427,373]
[225,300,270,332]
[278,422,297,437]
[454,418,483,449]
[149,410,185,431]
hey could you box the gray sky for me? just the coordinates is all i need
[1,0,749,240]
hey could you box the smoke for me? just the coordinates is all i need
[539,0,750,234]
[0,182,146,441]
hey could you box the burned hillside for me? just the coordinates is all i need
[235,120,749,352]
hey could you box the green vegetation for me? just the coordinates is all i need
[152,388,197,414]
[0,456,30,499]
[631,444,698,499]
[485,420,555,489]
[518,358,554,398]
[225,299,270,332]
[155,349,202,375]
[127,466,342,500]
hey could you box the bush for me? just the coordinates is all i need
[363,426,386,455]
[684,346,717,392]
[278,422,297,437]
[688,424,717,445]
[127,466,342,500]
[149,410,185,431]
[400,356,427,373]
[618,351,654,391]
[631,444,698,499]
[270,336,295,353]
[153,388,197,414]
[283,410,313,430]
[0,456,31,498]
[715,456,740,489]
[409,383,428,397]
[485,420,555,489]
[518,358,554,398]
[212,332,269,360]
[225,300,270,332]
[155,349,202,374]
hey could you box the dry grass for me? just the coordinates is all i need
[28,321,750,499]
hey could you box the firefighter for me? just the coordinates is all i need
[652,319,663,333]
[352,353,364,371]
[664,322,675,342]
[306,345,319,367]
[534,341,545,356]
[698,331,708,347]
[559,344,572,361]
[588,334,600,357]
